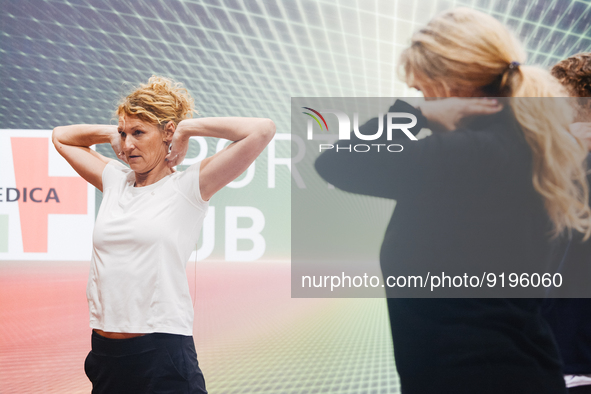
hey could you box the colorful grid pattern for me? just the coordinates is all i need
[0,261,397,393]
[2,0,590,132]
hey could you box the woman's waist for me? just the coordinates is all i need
[90,330,193,356]
[93,329,146,339]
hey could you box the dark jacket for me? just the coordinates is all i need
[542,154,591,375]
[315,100,566,393]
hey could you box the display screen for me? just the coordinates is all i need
[1,0,589,392]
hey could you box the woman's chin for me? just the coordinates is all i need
[128,162,145,173]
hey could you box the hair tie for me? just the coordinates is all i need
[508,61,520,70]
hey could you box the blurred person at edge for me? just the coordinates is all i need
[542,52,591,394]
[315,8,591,394]
[52,76,275,394]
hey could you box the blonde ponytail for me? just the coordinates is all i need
[510,87,590,239]
[399,7,591,239]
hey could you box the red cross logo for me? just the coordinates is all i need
[11,137,87,253]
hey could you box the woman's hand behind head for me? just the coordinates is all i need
[418,98,503,132]
[109,127,128,164]
[165,120,191,168]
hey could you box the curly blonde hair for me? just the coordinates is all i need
[116,75,196,126]
[399,8,591,240]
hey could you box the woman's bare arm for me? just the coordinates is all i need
[52,125,122,192]
[165,117,276,201]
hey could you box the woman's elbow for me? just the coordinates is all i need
[261,118,276,141]
[52,126,64,147]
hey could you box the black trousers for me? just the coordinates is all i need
[85,331,207,394]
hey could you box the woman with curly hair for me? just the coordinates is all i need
[552,53,591,99]
[316,8,590,394]
[543,52,591,394]
[52,75,275,393]
[552,52,591,150]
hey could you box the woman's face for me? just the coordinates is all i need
[411,77,446,98]
[118,115,168,173]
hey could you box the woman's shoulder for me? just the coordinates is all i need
[103,160,131,172]
[173,161,202,182]
[415,112,528,180]
[172,162,208,207]
[102,160,133,187]
[447,108,527,152]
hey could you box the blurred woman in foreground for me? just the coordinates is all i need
[316,8,590,394]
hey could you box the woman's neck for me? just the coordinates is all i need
[133,163,174,187]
